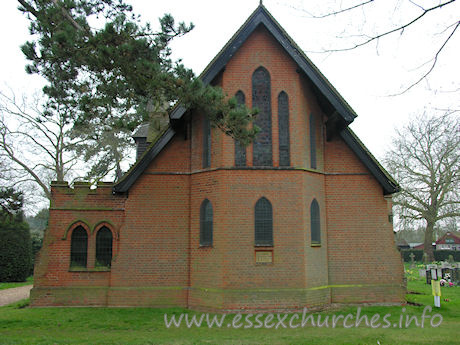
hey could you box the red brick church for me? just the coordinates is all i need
[31,4,405,310]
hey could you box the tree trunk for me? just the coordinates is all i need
[424,220,435,262]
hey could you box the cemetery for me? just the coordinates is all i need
[403,251,459,287]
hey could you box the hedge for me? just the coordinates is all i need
[0,221,32,282]
[400,249,460,262]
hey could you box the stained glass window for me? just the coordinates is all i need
[96,226,113,267]
[310,114,317,169]
[310,199,321,244]
[203,116,211,168]
[200,199,213,246]
[278,91,290,166]
[255,197,273,246]
[70,226,87,267]
[234,90,247,166]
[252,67,272,166]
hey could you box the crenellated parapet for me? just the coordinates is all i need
[31,180,127,304]
[50,181,126,211]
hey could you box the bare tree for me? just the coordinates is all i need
[0,89,82,203]
[285,0,459,93]
[385,112,460,261]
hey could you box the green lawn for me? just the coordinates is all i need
[0,266,458,344]
[0,277,33,290]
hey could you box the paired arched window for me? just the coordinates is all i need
[203,116,211,168]
[70,226,88,267]
[252,67,272,166]
[96,226,113,267]
[278,91,290,166]
[69,224,113,268]
[234,90,247,166]
[200,199,213,246]
[255,197,273,246]
[310,199,321,244]
[310,114,317,169]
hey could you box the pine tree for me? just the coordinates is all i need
[18,0,258,177]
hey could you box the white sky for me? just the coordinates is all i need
[1,0,459,162]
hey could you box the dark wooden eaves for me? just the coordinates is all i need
[339,128,400,195]
[113,127,176,193]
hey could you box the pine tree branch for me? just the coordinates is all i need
[17,0,39,17]
[50,0,86,32]
[18,0,87,33]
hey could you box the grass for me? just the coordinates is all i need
[0,276,33,290]
[0,266,458,344]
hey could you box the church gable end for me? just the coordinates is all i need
[116,4,397,194]
[32,4,404,311]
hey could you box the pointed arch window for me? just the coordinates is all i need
[234,90,247,166]
[200,199,213,246]
[255,197,273,246]
[70,226,87,267]
[278,91,290,166]
[96,226,113,267]
[310,114,317,169]
[203,116,211,168]
[310,199,321,245]
[252,67,272,166]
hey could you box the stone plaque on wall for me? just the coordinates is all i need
[255,251,273,264]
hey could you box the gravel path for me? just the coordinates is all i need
[0,285,33,306]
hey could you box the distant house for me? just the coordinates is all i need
[414,232,460,251]
[436,232,460,251]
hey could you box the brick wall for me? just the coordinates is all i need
[31,182,126,306]
[324,136,405,303]
[31,24,404,310]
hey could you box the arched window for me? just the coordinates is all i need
[234,90,247,167]
[70,226,87,267]
[96,226,113,267]
[200,199,213,246]
[310,114,317,169]
[255,197,273,246]
[310,199,321,244]
[252,67,272,166]
[203,116,211,168]
[278,91,290,166]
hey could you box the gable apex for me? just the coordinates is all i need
[170,4,357,125]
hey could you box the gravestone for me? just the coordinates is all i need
[410,253,416,268]
[441,261,451,268]
[425,264,442,285]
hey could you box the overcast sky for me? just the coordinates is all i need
[1,0,458,161]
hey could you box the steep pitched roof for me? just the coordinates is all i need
[113,4,399,194]
[437,232,460,244]
[114,127,175,193]
[170,4,357,124]
[132,123,150,139]
[340,128,399,195]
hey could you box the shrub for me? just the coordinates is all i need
[434,250,460,262]
[0,220,32,282]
